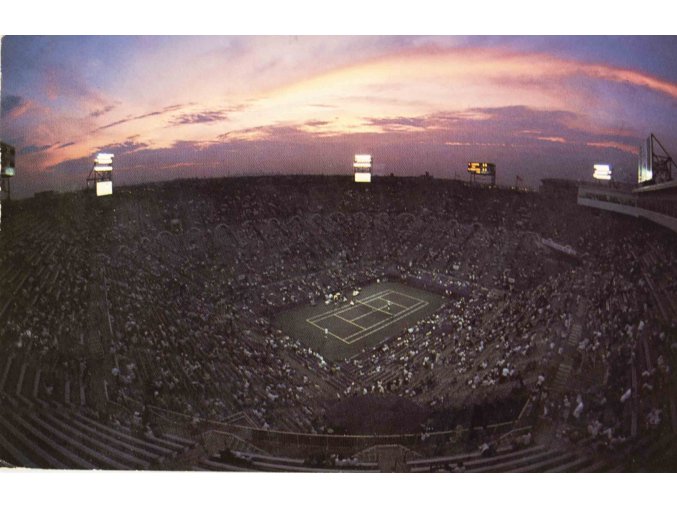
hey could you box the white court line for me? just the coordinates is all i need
[351,302,406,322]
[369,297,408,314]
[307,289,393,323]
[351,295,412,322]
[306,320,355,341]
[319,300,428,344]
[305,289,431,345]
[379,298,408,311]
[310,290,392,321]
[357,300,390,313]
[343,300,429,344]
[335,313,366,329]
[311,304,375,326]
[382,291,426,306]
[313,295,398,328]
[351,304,391,321]
[348,298,423,329]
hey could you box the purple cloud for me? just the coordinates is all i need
[19,143,54,155]
[96,104,187,131]
[170,110,229,125]
[89,104,116,118]
[97,140,149,154]
[1,94,26,117]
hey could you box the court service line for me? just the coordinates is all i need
[335,313,366,329]
[343,300,429,344]
[307,289,393,323]
[309,299,429,345]
[306,320,352,341]
[349,294,415,323]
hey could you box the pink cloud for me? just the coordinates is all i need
[586,141,638,154]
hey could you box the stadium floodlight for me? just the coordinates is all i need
[638,134,674,185]
[593,164,612,180]
[354,172,371,183]
[95,153,114,165]
[638,136,653,183]
[353,153,373,183]
[88,152,114,196]
[353,155,373,169]
[96,181,113,196]
[1,142,16,177]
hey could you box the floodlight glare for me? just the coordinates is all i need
[89,152,114,196]
[593,164,612,180]
[96,181,113,196]
[95,153,114,165]
[353,154,373,172]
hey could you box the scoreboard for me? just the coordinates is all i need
[467,162,496,175]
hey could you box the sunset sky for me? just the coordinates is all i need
[2,35,677,198]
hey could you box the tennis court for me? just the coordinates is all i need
[274,281,445,361]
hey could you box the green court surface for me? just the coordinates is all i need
[273,281,445,361]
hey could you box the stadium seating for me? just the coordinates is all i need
[1,176,675,471]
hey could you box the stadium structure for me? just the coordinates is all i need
[0,141,675,472]
[578,134,677,234]
[86,153,114,197]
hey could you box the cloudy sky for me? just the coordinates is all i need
[1,35,677,198]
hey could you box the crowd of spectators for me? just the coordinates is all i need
[0,176,674,451]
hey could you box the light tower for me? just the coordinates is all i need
[354,154,372,183]
[87,153,114,196]
[638,133,675,185]
[0,141,16,202]
[593,164,612,182]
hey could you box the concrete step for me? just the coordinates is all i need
[0,413,68,469]
[15,362,27,397]
[0,354,14,392]
[32,368,41,399]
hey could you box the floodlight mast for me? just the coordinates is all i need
[353,154,373,183]
[648,133,675,184]
[639,133,675,185]
[0,141,17,202]
[87,153,114,196]
[593,164,612,181]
